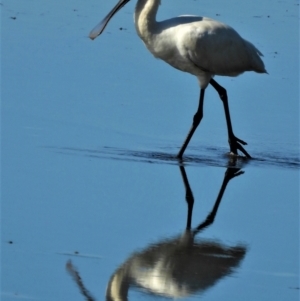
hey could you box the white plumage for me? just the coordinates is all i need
[89,0,267,159]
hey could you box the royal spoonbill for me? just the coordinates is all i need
[89,0,267,159]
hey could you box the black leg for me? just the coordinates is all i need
[209,78,251,158]
[177,89,205,159]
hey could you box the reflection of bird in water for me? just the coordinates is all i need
[106,237,245,300]
[89,0,267,159]
[67,167,247,301]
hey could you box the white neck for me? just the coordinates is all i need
[134,0,160,41]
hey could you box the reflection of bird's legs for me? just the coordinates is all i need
[209,78,251,158]
[179,166,194,230]
[179,166,244,234]
[193,168,244,234]
[177,89,205,159]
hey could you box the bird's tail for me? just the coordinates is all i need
[245,40,267,74]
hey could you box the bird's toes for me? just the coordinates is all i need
[228,136,252,159]
[236,141,252,158]
[235,136,247,145]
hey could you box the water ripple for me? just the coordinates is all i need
[44,145,300,169]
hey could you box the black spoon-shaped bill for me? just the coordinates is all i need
[89,0,130,40]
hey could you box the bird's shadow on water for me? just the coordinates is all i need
[45,145,300,169]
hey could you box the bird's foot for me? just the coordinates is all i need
[229,135,252,159]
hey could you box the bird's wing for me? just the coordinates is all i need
[181,19,260,76]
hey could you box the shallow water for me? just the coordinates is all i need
[2,0,299,300]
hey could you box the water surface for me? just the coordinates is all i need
[2,0,299,300]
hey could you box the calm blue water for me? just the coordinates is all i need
[2,0,299,300]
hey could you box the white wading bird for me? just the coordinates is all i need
[89,0,267,159]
